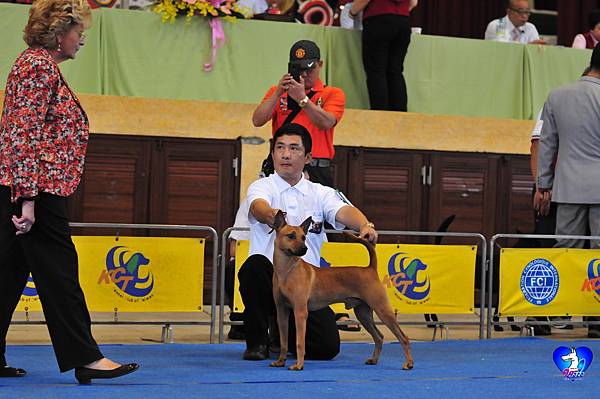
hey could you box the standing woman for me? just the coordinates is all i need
[0,0,138,384]
[350,0,418,111]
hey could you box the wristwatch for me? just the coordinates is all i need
[298,96,310,108]
[362,222,375,230]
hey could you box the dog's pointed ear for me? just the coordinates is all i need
[273,210,287,232]
[300,217,313,234]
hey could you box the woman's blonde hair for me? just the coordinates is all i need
[23,0,91,50]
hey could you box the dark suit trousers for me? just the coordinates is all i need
[238,254,340,360]
[362,14,411,111]
[0,186,103,372]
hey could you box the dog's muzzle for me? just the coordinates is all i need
[292,246,308,257]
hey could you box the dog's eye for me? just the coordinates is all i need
[287,233,296,239]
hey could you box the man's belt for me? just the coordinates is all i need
[309,158,331,167]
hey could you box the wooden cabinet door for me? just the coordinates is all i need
[148,138,240,301]
[427,153,499,244]
[496,154,535,238]
[331,146,350,195]
[68,134,151,236]
[148,138,239,234]
[343,148,424,241]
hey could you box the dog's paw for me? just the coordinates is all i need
[288,364,304,371]
[402,362,414,370]
[270,360,286,368]
[365,358,378,365]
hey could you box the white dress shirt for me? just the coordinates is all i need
[531,109,543,141]
[246,172,348,266]
[230,196,251,241]
[484,16,540,44]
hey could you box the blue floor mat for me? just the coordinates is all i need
[1,338,598,399]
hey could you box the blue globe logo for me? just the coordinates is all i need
[520,258,559,305]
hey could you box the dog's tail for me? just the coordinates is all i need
[434,214,456,245]
[342,231,377,271]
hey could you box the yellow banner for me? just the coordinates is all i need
[18,236,205,312]
[233,241,477,314]
[499,248,600,316]
[233,240,249,313]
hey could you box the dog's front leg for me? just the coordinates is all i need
[270,299,290,368]
[289,305,308,371]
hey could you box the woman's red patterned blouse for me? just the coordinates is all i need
[0,47,89,202]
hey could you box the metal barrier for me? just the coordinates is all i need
[12,222,219,344]
[488,233,600,338]
[219,227,487,343]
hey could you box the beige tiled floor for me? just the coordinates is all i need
[7,311,593,346]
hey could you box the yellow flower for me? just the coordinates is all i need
[155,0,243,23]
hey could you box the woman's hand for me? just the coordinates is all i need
[12,200,35,235]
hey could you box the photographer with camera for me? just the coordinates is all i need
[252,40,345,188]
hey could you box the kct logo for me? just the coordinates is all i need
[98,246,154,298]
[20,275,39,303]
[383,252,431,301]
[23,275,37,297]
[582,258,600,295]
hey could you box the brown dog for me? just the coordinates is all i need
[270,210,414,371]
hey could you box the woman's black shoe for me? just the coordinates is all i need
[75,363,139,385]
[0,366,26,377]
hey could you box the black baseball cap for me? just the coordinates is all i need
[289,40,320,70]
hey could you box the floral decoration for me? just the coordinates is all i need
[154,0,246,71]
[154,0,244,23]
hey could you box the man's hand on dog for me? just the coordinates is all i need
[359,222,378,244]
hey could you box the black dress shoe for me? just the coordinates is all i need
[243,345,269,361]
[0,366,26,378]
[75,363,139,385]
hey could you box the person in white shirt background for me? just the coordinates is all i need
[484,0,545,44]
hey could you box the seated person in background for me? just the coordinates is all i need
[484,0,545,44]
[572,9,600,49]
[238,123,377,360]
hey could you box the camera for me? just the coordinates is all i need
[288,62,302,82]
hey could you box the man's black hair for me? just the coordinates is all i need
[589,9,600,30]
[271,123,312,154]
